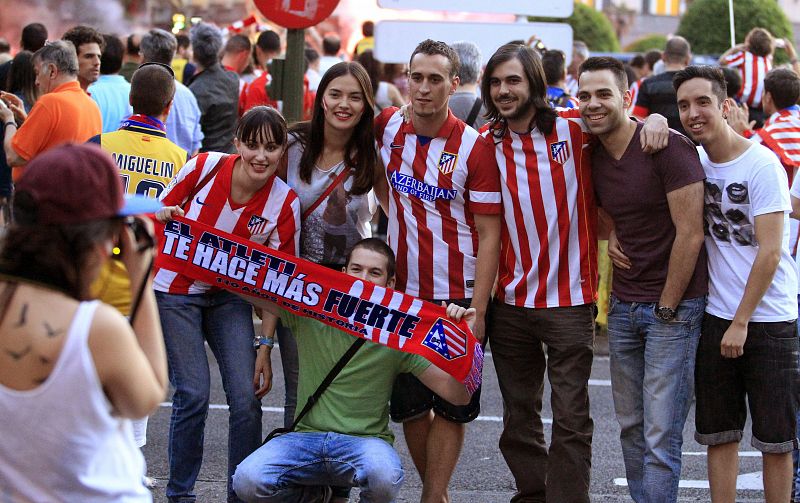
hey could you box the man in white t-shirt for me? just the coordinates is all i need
[675,65,799,503]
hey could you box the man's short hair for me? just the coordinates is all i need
[224,34,251,55]
[572,41,589,61]
[33,40,79,76]
[305,47,320,65]
[62,25,105,54]
[630,54,646,70]
[644,49,662,70]
[191,23,223,68]
[746,27,773,57]
[764,68,800,110]
[451,41,481,85]
[663,36,691,64]
[579,56,629,93]
[720,66,742,98]
[541,49,567,86]
[130,63,176,116]
[322,35,340,56]
[346,238,396,279]
[100,34,124,75]
[256,30,281,55]
[140,28,177,65]
[0,38,10,54]
[126,33,140,56]
[175,33,191,50]
[21,23,47,52]
[362,21,374,37]
[410,39,460,79]
[673,65,727,104]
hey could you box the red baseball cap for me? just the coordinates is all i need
[14,143,161,225]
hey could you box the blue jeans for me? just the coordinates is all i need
[232,431,404,503]
[156,290,263,502]
[607,295,705,503]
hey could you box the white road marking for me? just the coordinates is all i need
[158,403,550,424]
[614,471,763,491]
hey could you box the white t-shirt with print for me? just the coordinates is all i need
[700,143,798,321]
[286,138,377,266]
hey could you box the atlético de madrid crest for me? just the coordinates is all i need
[550,140,570,164]
[437,151,458,175]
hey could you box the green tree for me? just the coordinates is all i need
[530,2,621,53]
[624,34,668,53]
[676,0,794,56]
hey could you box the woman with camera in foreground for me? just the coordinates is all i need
[0,143,167,501]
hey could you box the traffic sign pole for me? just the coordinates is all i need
[282,28,305,124]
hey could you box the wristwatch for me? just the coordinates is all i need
[655,305,676,322]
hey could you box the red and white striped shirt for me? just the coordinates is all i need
[628,77,645,114]
[482,111,598,308]
[752,105,800,183]
[375,108,502,300]
[723,50,772,108]
[154,152,301,294]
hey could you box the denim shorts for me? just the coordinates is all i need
[695,313,800,453]
[389,298,482,424]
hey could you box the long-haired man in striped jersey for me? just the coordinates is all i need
[480,43,668,503]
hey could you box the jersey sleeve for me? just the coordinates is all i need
[655,132,706,193]
[749,148,791,217]
[159,153,211,207]
[465,135,502,215]
[632,79,651,117]
[723,51,745,68]
[374,107,398,144]
[11,100,55,161]
[269,190,301,256]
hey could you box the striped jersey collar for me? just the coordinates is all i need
[118,114,167,137]
[400,109,459,139]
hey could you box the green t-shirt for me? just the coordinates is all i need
[282,311,430,445]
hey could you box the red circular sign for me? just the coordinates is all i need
[253,0,340,29]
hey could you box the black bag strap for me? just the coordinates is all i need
[466,96,482,128]
[263,337,366,444]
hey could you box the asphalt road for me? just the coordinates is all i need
[144,333,766,502]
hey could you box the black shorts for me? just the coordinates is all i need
[695,313,800,453]
[389,298,483,424]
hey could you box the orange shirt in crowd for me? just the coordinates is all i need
[12,81,102,180]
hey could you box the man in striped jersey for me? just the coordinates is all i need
[480,43,668,503]
[729,68,800,181]
[719,27,775,129]
[374,39,502,503]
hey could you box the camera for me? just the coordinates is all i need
[113,216,155,258]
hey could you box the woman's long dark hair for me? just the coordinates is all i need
[0,192,121,300]
[289,61,376,196]
[7,51,38,108]
[481,43,557,140]
[355,50,381,97]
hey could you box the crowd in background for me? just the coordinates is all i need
[0,15,799,503]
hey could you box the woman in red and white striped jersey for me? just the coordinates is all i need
[153,105,300,502]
